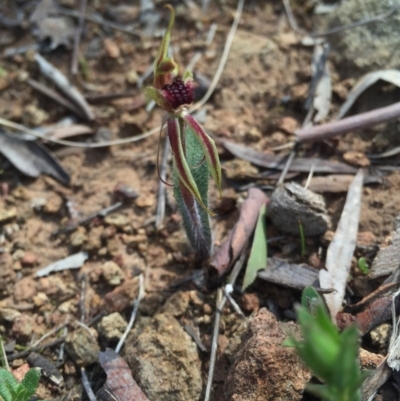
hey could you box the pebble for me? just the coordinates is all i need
[12,314,34,340]
[343,151,370,167]
[357,231,376,247]
[161,292,190,317]
[103,38,120,58]
[104,213,130,228]
[20,251,38,266]
[70,227,87,247]
[43,194,63,213]
[0,207,17,223]
[101,261,125,286]
[0,308,21,322]
[12,249,25,261]
[135,195,155,208]
[277,116,299,133]
[370,323,392,348]
[98,312,127,341]
[22,104,49,126]
[65,327,100,367]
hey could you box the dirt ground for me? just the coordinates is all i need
[1,1,400,400]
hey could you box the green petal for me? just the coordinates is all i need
[145,86,172,111]
[168,117,214,215]
[183,113,222,196]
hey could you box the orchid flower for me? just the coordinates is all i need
[146,5,222,217]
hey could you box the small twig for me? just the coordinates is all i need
[7,337,66,362]
[304,161,316,189]
[115,274,145,353]
[223,284,245,318]
[282,0,304,34]
[80,275,87,322]
[0,335,9,371]
[30,321,69,348]
[296,100,400,142]
[71,0,88,75]
[277,144,298,184]
[58,328,67,363]
[311,5,400,38]
[81,367,97,401]
[155,139,170,228]
[53,201,123,236]
[204,251,247,401]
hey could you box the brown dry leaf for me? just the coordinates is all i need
[258,257,321,291]
[210,188,268,276]
[98,348,150,401]
[319,169,364,321]
[223,141,357,174]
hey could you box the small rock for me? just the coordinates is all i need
[12,314,34,340]
[22,104,49,126]
[20,251,38,266]
[124,313,202,401]
[224,308,311,401]
[43,194,63,213]
[12,249,25,261]
[103,38,120,58]
[126,69,138,84]
[0,308,21,322]
[85,226,103,251]
[0,207,17,223]
[104,213,129,228]
[98,312,127,341]
[370,323,392,348]
[269,131,287,147]
[269,182,331,236]
[224,159,258,180]
[70,227,87,247]
[135,195,155,208]
[359,348,385,370]
[343,151,370,167]
[244,126,262,142]
[65,327,100,367]
[357,231,376,247]
[106,237,121,256]
[241,293,261,313]
[101,261,125,286]
[104,277,139,313]
[161,292,190,317]
[14,276,37,302]
[33,292,49,307]
[277,116,299,133]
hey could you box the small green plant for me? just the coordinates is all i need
[0,368,40,401]
[286,286,367,401]
[146,5,222,259]
[357,257,369,275]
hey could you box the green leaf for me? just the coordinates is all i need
[0,369,19,401]
[20,369,40,400]
[301,286,324,313]
[357,257,369,274]
[242,204,267,291]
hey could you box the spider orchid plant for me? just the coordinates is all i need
[146,5,221,259]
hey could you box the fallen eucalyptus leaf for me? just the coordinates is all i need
[320,169,364,321]
[223,141,357,174]
[0,130,70,184]
[98,348,150,401]
[337,70,400,120]
[258,257,321,291]
[242,204,267,291]
[36,252,88,277]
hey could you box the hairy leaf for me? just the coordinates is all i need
[20,369,40,400]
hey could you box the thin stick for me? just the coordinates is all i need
[304,160,316,189]
[155,139,170,228]
[7,337,66,362]
[204,250,247,401]
[277,145,297,184]
[115,274,145,353]
[296,100,400,142]
[71,0,88,75]
[80,275,87,322]
[81,367,97,401]
[282,0,304,34]
[0,335,9,371]
[30,321,69,348]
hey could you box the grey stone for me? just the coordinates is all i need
[124,313,202,401]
